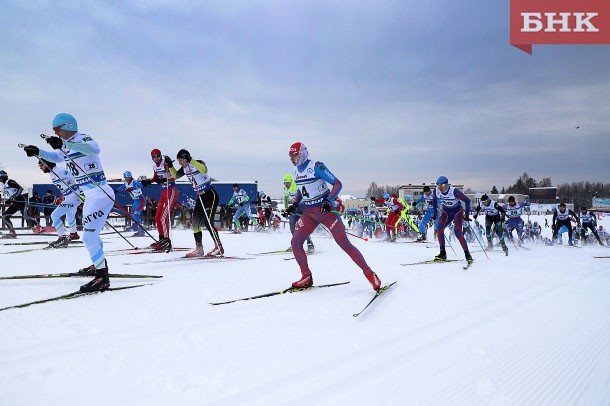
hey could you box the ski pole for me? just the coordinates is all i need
[470,219,489,259]
[443,228,458,256]
[39,134,158,243]
[19,144,136,249]
[183,163,222,251]
[331,210,388,228]
[293,210,369,241]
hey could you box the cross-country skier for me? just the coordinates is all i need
[286,142,382,290]
[431,176,473,264]
[414,186,435,241]
[35,159,81,247]
[531,221,542,242]
[552,203,578,245]
[228,183,253,232]
[579,207,604,245]
[140,149,177,251]
[117,171,146,237]
[24,113,114,292]
[383,191,404,242]
[0,170,41,238]
[474,194,508,254]
[282,173,314,253]
[361,206,376,238]
[503,196,529,246]
[169,149,223,257]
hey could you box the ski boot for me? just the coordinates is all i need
[486,239,494,251]
[285,246,293,253]
[465,252,474,265]
[32,224,42,234]
[434,247,447,261]
[501,240,509,256]
[48,235,70,248]
[77,264,96,276]
[80,263,110,292]
[185,242,205,258]
[156,237,172,252]
[148,237,163,250]
[206,242,225,256]
[132,227,146,237]
[292,273,313,289]
[69,232,80,241]
[307,241,315,254]
[2,229,17,239]
[365,271,382,291]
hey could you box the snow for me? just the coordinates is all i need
[1,215,610,406]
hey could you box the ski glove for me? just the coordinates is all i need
[140,179,152,186]
[46,136,64,150]
[164,155,174,167]
[320,200,333,215]
[286,204,298,215]
[239,202,246,207]
[24,145,39,157]
[464,213,471,222]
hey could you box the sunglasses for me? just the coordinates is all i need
[152,154,162,158]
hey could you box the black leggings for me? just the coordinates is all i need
[552,219,573,241]
[2,197,39,229]
[192,188,221,245]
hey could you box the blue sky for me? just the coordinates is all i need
[1,0,609,197]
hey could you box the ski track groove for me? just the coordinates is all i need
[422,267,610,406]
[209,266,606,405]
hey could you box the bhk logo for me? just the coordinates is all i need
[510,0,610,54]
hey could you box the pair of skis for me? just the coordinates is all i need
[0,272,161,311]
[209,280,397,317]
[401,258,473,270]
[0,284,149,312]
[0,240,83,246]
[124,255,253,265]
[0,272,162,280]
[0,245,83,255]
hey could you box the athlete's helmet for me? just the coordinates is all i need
[233,183,239,188]
[123,171,133,179]
[283,173,293,183]
[534,221,538,226]
[508,196,515,203]
[0,170,8,182]
[289,142,308,166]
[436,175,448,185]
[52,113,78,131]
[383,191,390,199]
[151,148,161,157]
[423,186,431,193]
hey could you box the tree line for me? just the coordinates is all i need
[493,172,610,209]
